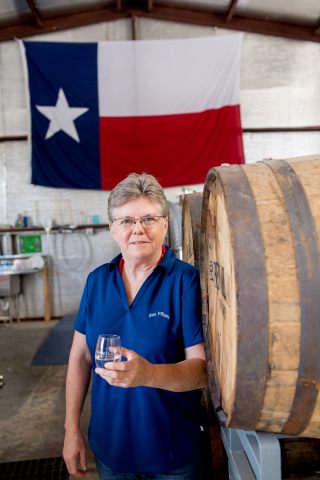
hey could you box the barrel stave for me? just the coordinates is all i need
[243,162,300,432]
[206,180,237,417]
[182,193,202,269]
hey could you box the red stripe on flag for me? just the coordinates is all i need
[99,105,244,190]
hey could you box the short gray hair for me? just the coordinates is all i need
[108,173,169,222]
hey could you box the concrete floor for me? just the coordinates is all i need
[2,321,319,480]
[0,319,99,479]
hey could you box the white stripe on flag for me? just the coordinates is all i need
[97,34,243,118]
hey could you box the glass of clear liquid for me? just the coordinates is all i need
[95,334,121,368]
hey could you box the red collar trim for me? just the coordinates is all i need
[119,245,166,278]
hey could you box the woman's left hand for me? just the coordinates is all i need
[95,348,155,388]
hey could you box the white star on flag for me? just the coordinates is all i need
[36,88,89,143]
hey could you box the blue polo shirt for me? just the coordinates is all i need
[74,246,204,474]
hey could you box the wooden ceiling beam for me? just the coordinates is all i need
[225,0,239,23]
[25,0,43,28]
[1,2,320,43]
[116,0,122,13]
[0,6,127,41]
[147,5,320,43]
[131,12,136,39]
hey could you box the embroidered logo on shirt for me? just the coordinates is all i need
[149,312,170,319]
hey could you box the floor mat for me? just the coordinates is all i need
[0,457,69,479]
[31,314,76,366]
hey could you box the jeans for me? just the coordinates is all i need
[95,455,202,480]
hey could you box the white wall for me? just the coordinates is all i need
[0,17,320,318]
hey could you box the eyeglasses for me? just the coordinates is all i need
[112,216,165,228]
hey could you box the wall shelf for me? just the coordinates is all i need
[0,224,109,235]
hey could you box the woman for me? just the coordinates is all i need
[63,174,208,479]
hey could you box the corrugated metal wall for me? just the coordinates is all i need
[0,18,320,318]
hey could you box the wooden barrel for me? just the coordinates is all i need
[182,192,228,479]
[182,193,202,269]
[200,154,320,438]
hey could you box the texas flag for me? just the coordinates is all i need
[24,35,244,190]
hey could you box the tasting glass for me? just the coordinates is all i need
[95,335,121,368]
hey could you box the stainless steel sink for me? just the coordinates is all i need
[0,275,21,297]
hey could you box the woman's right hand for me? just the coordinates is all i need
[63,429,87,478]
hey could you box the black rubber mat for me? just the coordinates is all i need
[0,457,69,479]
[31,313,76,366]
